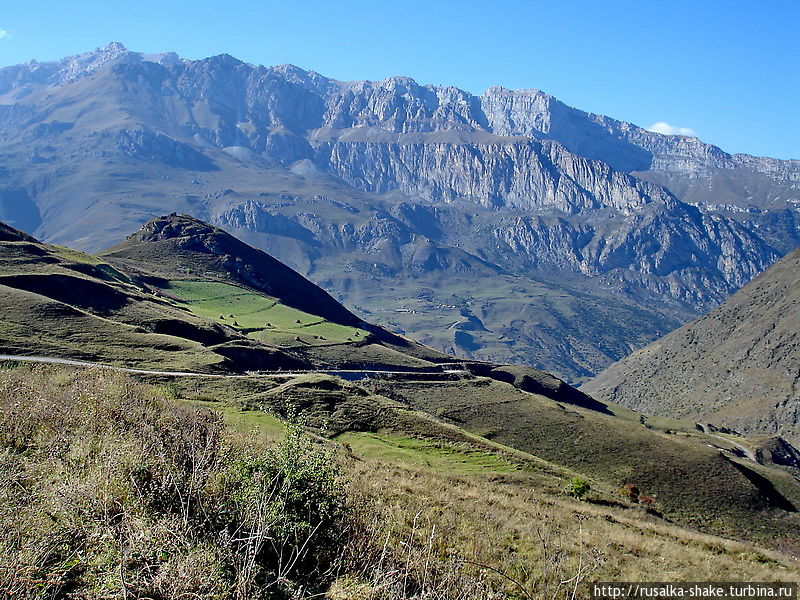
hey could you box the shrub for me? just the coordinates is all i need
[215,421,344,598]
[565,477,591,499]
[161,381,182,399]
[621,483,640,503]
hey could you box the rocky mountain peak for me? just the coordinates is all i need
[101,41,128,54]
[204,53,245,68]
[131,214,224,244]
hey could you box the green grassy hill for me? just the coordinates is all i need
[0,216,448,373]
[2,364,798,600]
[0,228,258,372]
[100,214,454,369]
[2,215,800,595]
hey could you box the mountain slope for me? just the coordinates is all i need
[0,221,307,372]
[101,213,453,369]
[103,212,361,326]
[3,217,800,548]
[0,43,796,382]
[583,248,800,444]
[0,215,451,373]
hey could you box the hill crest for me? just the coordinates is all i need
[104,213,361,327]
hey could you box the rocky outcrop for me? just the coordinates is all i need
[480,86,800,193]
[0,221,38,243]
[315,139,672,214]
[490,204,778,304]
[115,129,217,171]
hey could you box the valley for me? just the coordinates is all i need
[2,216,798,542]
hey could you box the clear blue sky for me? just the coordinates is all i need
[1,0,797,159]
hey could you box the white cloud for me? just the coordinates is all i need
[0,29,10,40]
[647,121,696,137]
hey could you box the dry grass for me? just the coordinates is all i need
[0,365,345,599]
[2,364,798,600]
[331,457,799,599]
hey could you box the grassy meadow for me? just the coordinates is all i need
[165,279,368,347]
[1,364,797,600]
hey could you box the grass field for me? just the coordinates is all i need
[364,376,800,544]
[336,431,518,475]
[137,368,800,554]
[166,279,368,346]
[2,364,799,600]
[3,223,800,592]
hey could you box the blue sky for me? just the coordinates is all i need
[1,0,797,159]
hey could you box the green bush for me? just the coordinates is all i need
[215,421,344,598]
[565,476,590,499]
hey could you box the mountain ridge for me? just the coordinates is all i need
[0,42,797,382]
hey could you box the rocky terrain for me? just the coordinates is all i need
[583,248,800,444]
[0,42,797,382]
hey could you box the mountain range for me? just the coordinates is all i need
[1,42,797,383]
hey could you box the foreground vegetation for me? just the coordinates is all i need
[1,365,798,599]
[0,366,343,599]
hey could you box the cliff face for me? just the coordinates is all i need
[582,248,800,444]
[480,86,800,192]
[0,43,796,382]
[315,138,671,213]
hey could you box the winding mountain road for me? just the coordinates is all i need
[0,356,765,465]
[0,354,466,379]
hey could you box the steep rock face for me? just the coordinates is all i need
[115,129,217,171]
[480,86,800,200]
[583,248,800,444]
[490,204,778,304]
[213,198,499,277]
[315,139,672,213]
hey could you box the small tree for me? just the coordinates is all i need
[565,477,590,500]
[221,422,344,597]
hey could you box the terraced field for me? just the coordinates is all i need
[166,279,368,346]
[335,431,518,475]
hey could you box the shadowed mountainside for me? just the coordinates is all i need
[583,248,800,444]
